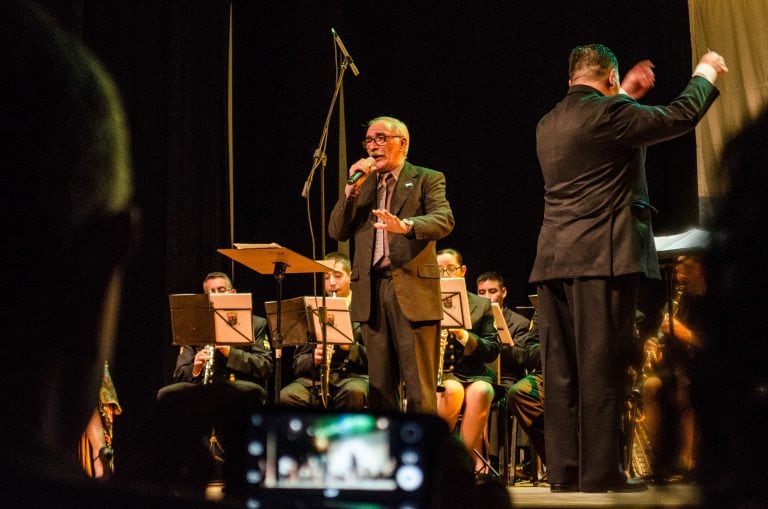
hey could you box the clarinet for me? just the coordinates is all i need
[436,329,448,392]
[202,344,215,385]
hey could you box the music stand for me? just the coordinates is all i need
[264,297,311,347]
[218,245,332,404]
[169,293,254,345]
[654,228,710,339]
[491,302,514,345]
[440,277,472,329]
[264,295,354,408]
[304,296,354,344]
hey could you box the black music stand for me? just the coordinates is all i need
[264,297,311,347]
[169,293,255,346]
[218,245,332,404]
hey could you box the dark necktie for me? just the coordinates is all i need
[373,173,394,267]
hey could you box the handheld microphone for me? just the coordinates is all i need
[347,157,376,185]
[331,28,360,76]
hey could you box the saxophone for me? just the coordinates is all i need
[202,344,215,385]
[322,344,335,393]
[436,329,448,392]
[650,284,685,370]
[629,284,684,478]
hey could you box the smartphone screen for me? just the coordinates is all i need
[243,408,445,508]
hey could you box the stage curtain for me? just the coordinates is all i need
[688,0,768,221]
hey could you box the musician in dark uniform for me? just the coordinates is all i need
[280,252,368,409]
[641,255,704,482]
[158,272,273,403]
[154,272,272,495]
[435,249,500,476]
[476,272,546,468]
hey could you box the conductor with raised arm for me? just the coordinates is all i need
[329,116,455,413]
[530,44,727,493]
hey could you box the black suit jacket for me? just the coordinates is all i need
[173,315,273,387]
[329,160,455,322]
[530,76,719,283]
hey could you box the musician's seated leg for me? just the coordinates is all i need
[641,374,663,462]
[437,379,465,432]
[507,373,546,465]
[676,373,695,473]
[461,381,495,473]
[279,380,314,406]
[642,373,690,480]
[227,379,267,406]
[332,376,369,409]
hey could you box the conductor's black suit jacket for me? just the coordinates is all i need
[530,76,719,283]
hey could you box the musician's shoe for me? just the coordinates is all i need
[475,472,500,483]
[582,477,648,493]
[550,483,579,493]
[513,463,530,481]
[645,470,692,485]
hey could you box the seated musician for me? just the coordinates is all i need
[477,272,545,471]
[158,271,273,403]
[280,252,368,409]
[435,249,501,478]
[154,271,273,494]
[641,254,705,482]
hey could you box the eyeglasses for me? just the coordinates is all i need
[439,266,460,276]
[362,134,403,148]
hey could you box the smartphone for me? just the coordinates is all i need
[242,408,450,508]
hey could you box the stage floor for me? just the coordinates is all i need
[205,481,700,507]
[506,482,699,508]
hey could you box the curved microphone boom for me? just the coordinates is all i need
[347,157,376,185]
[331,28,359,76]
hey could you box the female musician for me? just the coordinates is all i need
[435,249,501,477]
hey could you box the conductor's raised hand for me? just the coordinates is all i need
[699,50,728,75]
[621,59,655,99]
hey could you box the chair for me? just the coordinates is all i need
[487,378,543,486]
[505,411,541,485]
[480,385,509,480]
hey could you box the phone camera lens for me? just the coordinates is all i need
[401,448,420,464]
[395,465,424,491]
[399,422,424,444]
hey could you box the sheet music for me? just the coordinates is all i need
[491,303,514,345]
[303,296,355,344]
[169,293,254,345]
[440,277,472,329]
[234,242,283,249]
[654,228,710,259]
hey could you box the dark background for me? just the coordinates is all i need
[40,0,696,466]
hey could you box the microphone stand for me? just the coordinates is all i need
[301,55,355,408]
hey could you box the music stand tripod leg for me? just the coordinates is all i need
[272,261,288,404]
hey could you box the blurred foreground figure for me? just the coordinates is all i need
[696,107,768,508]
[1,0,141,505]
